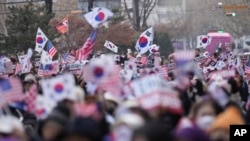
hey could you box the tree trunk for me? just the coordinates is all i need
[45,0,53,14]
[133,0,140,30]
[88,0,94,12]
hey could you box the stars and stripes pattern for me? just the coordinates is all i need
[61,52,76,64]
[46,40,57,58]
[155,66,168,78]
[0,78,24,108]
[66,55,76,63]
[76,30,97,61]
[140,56,148,65]
[174,50,195,68]
[14,63,32,75]
[245,66,250,74]
[38,63,59,77]
[4,62,13,74]
[56,17,68,34]
[24,84,38,114]
[98,66,122,97]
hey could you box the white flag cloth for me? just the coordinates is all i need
[135,27,154,54]
[22,48,33,72]
[40,50,52,64]
[104,40,118,53]
[18,55,27,64]
[35,28,48,53]
[149,44,160,54]
[40,73,76,102]
[84,7,114,29]
[197,35,211,48]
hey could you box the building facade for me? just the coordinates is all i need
[78,0,121,12]
[148,0,186,25]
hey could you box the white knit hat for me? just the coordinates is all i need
[24,74,37,83]
[75,86,85,103]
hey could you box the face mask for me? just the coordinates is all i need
[196,115,215,130]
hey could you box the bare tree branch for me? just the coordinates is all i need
[123,0,136,29]
[123,0,158,30]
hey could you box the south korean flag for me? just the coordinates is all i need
[197,35,211,48]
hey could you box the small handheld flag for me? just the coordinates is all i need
[197,35,211,48]
[46,40,57,58]
[135,27,154,54]
[104,40,118,53]
[35,28,48,53]
[76,30,97,60]
[84,7,113,29]
[56,17,68,34]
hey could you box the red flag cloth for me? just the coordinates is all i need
[24,84,38,114]
[56,17,68,34]
[74,103,101,121]
[140,56,148,65]
[0,77,24,108]
[76,30,97,60]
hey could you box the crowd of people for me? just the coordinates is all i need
[0,46,250,141]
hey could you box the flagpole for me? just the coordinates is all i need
[64,15,72,51]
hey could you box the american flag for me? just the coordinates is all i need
[14,63,32,75]
[14,63,23,75]
[245,66,250,74]
[61,52,76,63]
[98,66,122,97]
[56,17,68,34]
[4,62,13,74]
[75,103,101,121]
[140,56,148,65]
[38,63,59,77]
[66,54,76,63]
[174,50,195,68]
[155,66,168,78]
[0,78,24,108]
[24,84,37,114]
[46,40,57,58]
[76,30,97,60]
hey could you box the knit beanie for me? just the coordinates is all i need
[209,106,245,132]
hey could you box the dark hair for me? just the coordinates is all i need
[228,77,239,94]
[192,98,223,119]
[132,120,174,141]
[65,117,102,141]
[195,48,200,52]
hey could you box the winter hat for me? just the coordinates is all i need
[209,106,245,132]
[0,115,23,134]
[75,86,85,103]
[114,113,145,130]
[66,117,102,141]
[174,127,210,141]
[132,120,173,141]
[24,74,37,83]
[104,92,120,105]
[23,113,37,128]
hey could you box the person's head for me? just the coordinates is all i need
[40,111,68,141]
[23,73,36,91]
[63,117,102,141]
[0,115,25,140]
[195,49,200,57]
[104,92,120,116]
[173,127,211,141]
[132,120,173,141]
[192,98,222,131]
